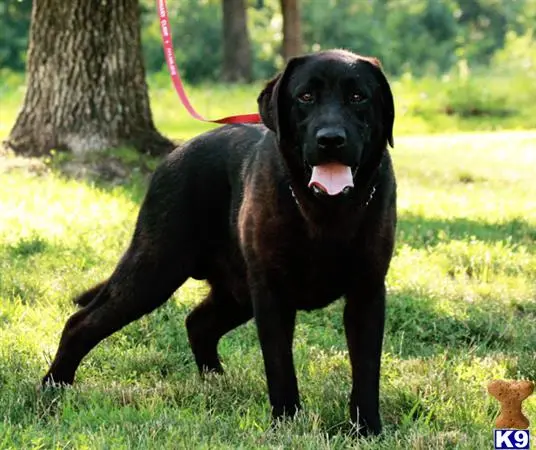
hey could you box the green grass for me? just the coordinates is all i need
[1,131,534,449]
[1,75,536,448]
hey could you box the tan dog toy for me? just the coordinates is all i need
[488,380,534,429]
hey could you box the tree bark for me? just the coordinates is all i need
[280,0,303,61]
[4,0,174,157]
[221,0,252,83]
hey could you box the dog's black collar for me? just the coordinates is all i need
[289,157,383,210]
[365,184,377,206]
[289,182,377,208]
[289,185,301,207]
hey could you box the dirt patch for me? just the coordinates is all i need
[61,157,130,183]
[0,153,49,175]
[0,148,160,185]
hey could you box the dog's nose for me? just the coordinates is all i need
[316,127,347,149]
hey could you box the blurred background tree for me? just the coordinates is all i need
[222,0,253,82]
[280,0,302,60]
[3,0,174,156]
[1,0,535,156]
[2,0,534,83]
[0,0,32,72]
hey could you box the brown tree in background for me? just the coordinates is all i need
[221,0,252,82]
[280,0,302,60]
[4,0,173,157]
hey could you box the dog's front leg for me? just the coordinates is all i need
[251,280,300,420]
[344,281,385,436]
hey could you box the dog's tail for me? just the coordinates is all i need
[74,281,107,307]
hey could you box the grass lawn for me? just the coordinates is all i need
[1,79,535,448]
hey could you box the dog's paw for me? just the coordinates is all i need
[271,402,301,422]
[41,371,73,389]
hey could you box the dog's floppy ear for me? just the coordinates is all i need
[360,56,395,148]
[257,74,280,132]
[257,56,306,137]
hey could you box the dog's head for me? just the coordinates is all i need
[258,49,394,197]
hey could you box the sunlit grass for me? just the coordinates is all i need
[1,128,535,448]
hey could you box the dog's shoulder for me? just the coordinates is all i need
[167,124,268,164]
[151,124,272,187]
[140,124,273,215]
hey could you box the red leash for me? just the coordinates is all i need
[157,0,262,124]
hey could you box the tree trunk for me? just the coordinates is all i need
[221,0,252,83]
[280,0,302,61]
[3,0,174,157]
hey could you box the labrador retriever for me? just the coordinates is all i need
[43,49,396,436]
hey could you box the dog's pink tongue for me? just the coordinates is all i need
[308,163,354,195]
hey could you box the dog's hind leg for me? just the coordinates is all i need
[42,244,190,386]
[186,287,252,374]
[74,281,107,307]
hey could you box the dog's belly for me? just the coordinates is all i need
[284,239,355,311]
[290,269,348,311]
[293,290,344,311]
[200,247,251,303]
[202,255,349,311]
[202,233,355,311]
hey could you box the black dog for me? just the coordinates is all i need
[43,49,396,436]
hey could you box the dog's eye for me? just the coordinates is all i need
[298,92,314,104]
[350,93,365,103]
